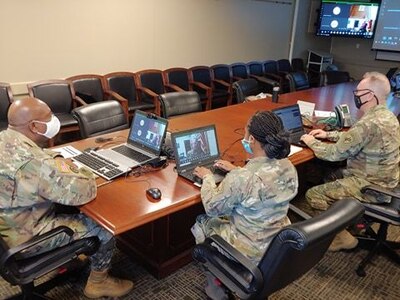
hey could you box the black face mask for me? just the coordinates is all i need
[353,90,379,110]
[354,94,367,109]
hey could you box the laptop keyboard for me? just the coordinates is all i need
[113,145,151,162]
[73,151,129,181]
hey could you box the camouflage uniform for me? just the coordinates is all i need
[305,105,400,212]
[0,129,114,271]
[192,156,298,264]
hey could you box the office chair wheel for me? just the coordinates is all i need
[356,266,366,277]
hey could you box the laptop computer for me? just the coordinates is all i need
[171,125,226,185]
[272,104,307,147]
[96,110,168,168]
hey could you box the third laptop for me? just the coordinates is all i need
[171,124,226,185]
[97,110,168,168]
[272,104,307,147]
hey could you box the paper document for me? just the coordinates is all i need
[297,100,315,117]
[245,92,270,102]
[289,145,303,156]
[314,110,336,118]
[52,145,82,158]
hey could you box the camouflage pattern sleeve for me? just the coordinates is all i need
[326,130,342,141]
[200,171,243,217]
[38,157,97,206]
[308,123,367,162]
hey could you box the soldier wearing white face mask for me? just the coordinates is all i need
[0,97,134,299]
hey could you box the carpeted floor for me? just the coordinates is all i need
[1,231,399,300]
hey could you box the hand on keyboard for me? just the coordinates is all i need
[213,160,236,172]
[193,166,212,180]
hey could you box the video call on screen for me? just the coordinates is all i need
[373,0,400,52]
[175,129,219,166]
[129,114,166,151]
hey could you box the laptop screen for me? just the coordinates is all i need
[127,110,168,153]
[273,104,303,132]
[172,125,220,169]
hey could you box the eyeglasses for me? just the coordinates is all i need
[353,89,374,97]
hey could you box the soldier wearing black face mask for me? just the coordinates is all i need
[300,71,400,252]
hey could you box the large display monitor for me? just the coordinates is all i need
[372,0,400,52]
[316,0,381,39]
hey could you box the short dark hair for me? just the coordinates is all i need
[248,111,290,159]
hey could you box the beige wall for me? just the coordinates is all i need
[0,0,294,95]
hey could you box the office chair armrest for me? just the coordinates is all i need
[0,226,74,263]
[74,96,87,107]
[250,75,277,88]
[164,83,185,92]
[264,73,283,82]
[361,185,400,199]
[136,87,160,115]
[213,79,231,90]
[103,90,129,119]
[136,86,159,98]
[190,81,212,92]
[193,235,263,296]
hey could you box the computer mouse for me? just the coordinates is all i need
[146,187,162,201]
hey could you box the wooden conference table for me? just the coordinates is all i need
[70,82,399,277]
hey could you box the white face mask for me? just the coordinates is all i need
[33,115,61,139]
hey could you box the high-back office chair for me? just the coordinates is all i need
[189,66,232,110]
[0,82,14,131]
[277,59,293,75]
[193,199,364,300]
[135,69,166,116]
[263,60,289,93]
[67,74,129,120]
[355,185,400,277]
[211,64,233,85]
[0,226,99,299]
[27,80,86,146]
[72,100,129,139]
[158,91,202,119]
[286,71,310,92]
[319,71,352,86]
[231,63,250,81]
[291,58,306,72]
[104,71,155,120]
[247,61,278,93]
[162,68,191,92]
[232,79,261,103]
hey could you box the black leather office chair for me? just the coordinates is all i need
[291,58,306,72]
[158,91,202,119]
[232,79,261,103]
[277,59,293,75]
[67,74,129,121]
[0,82,13,130]
[286,71,310,92]
[72,100,129,139]
[189,66,232,110]
[193,199,364,300]
[0,226,99,299]
[135,69,167,116]
[355,185,400,277]
[104,71,155,120]
[319,71,352,86]
[231,63,250,81]
[162,68,191,92]
[247,61,279,93]
[27,80,86,146]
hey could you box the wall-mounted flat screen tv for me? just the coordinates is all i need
[372,0,400,52]
[316,0,381,39]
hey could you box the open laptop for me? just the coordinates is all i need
[96,110,168,168]
[272,104,307,147]
[171,125,226,185]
